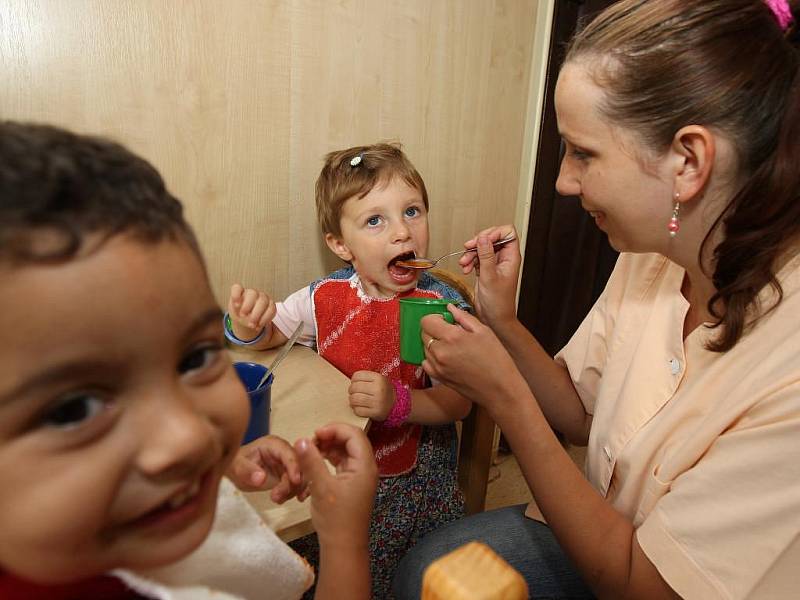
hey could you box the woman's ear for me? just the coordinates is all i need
[671,125,716,203]
[325,233,353,262]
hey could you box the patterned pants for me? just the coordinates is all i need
[290,424,464,599]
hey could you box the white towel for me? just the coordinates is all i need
[112,478,314,600]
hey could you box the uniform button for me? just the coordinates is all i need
[603,445,613,462]
[669,358,681,375]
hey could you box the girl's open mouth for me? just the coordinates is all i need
[388,252,417,284]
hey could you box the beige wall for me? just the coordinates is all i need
[0,0,550,305]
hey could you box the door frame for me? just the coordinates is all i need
[517,0,617,356]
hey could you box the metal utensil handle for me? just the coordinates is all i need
[257,323,304,388]
[434,235,517,264]
[462,235,516,255]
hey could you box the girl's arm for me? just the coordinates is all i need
[408,385,472,425]
[347,372,470,425]
[226,283,288,350]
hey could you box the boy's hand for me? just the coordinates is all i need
[226,435,306,503]
[295,423,377,547]
[348,370,395,421]
[228,283,277,339]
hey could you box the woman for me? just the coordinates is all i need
[393,1,799,598]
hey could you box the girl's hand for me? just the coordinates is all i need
[228,283,277,339]
[295,423,378,546]
[348,370,395,421]
[458,225,521,326]
[226,435,306,503]
[420,305,524,413]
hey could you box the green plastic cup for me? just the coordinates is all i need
[399,298,456,365]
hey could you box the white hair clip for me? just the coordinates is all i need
[350,153,363,167]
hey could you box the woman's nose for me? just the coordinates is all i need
[136,392,216,478]
[555,158,580,198]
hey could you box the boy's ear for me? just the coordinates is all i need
[325,233,353,262]
[671,125,716,203]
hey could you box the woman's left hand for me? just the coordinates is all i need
[420,305,523,412]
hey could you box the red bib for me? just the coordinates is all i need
[313,277,441,476]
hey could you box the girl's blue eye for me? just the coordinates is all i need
[44,395,106,429]
[178,345,221,374]
[405,206,420,218]
[366,215,382,227]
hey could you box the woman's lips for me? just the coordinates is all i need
[587,210,605,227]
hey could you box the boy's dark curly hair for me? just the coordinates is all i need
[0,121,199,265]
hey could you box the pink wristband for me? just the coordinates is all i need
[386,380,412,427]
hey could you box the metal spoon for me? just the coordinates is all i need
[256,323,304,388]
[396,235,517,270]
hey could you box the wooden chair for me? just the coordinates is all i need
[430,268,497,515]
[458,404,496,515]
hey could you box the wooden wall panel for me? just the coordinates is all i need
[0,0,544,305]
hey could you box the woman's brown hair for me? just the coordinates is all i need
[566,0,799,351]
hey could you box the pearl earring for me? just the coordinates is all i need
[668,193,681,238]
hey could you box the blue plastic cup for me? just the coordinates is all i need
[233,362,273,444]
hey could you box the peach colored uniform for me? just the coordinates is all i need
[556,252,800,599]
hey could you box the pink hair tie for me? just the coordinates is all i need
[766,0,794,31]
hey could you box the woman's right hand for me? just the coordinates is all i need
[295,423,378,548]
[228,283,277,340]
[458,225,520,326]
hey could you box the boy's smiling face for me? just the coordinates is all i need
[326,176,429,298]
[0,235,249,583]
